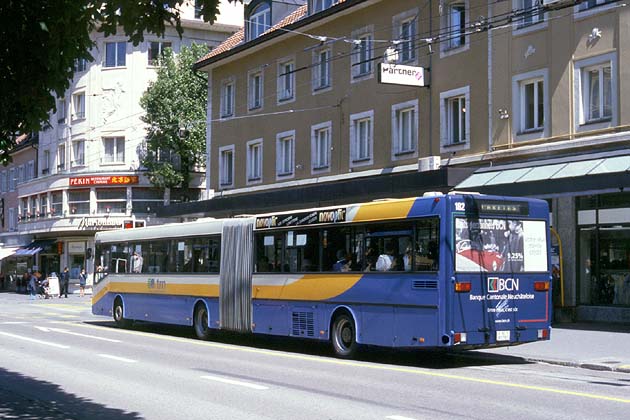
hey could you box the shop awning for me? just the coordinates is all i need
[456,153,630,196]
[14,239,56,256]
[0,246,19,260]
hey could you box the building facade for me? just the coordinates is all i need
[2,1,242,286]
[182,0,630,323]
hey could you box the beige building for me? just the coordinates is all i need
[182,0,630,322]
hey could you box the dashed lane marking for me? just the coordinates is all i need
[201,375,269,390]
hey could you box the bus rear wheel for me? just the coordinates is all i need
[113,298,131,328]
[331,313,358,359]
[193,303,211,340]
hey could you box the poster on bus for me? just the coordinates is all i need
[455,218,547,273]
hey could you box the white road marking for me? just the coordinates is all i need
[386,416,419,420]
[1,321,28,325]
[98,354,137,363]
[201,375,269,390]
[0,331,70,349]
[34,326,121,342]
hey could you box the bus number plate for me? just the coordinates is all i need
[496,330,511,341]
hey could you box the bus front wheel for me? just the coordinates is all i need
[331,313,358,358]
[193,303,211,340]
[113,298,131,328]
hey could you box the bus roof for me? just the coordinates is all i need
[94,218,225,243]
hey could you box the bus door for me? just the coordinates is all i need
[451,216,550,345]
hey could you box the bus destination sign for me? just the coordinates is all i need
[256,208,346,229]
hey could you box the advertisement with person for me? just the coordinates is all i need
[455,218,547,273]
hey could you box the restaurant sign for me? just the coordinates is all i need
[70,176,139,186]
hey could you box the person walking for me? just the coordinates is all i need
[59,267,70,298]
[28,272,37,300]
[79,268,87,297]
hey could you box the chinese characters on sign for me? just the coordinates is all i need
[69,176,139,186]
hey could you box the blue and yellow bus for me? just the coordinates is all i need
[92,193,552,358]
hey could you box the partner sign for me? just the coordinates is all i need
[378,63,426,87]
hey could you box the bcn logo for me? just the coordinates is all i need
[488,277,519,293]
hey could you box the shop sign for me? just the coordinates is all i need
[69,176,139,186]
[68,242,85,254]
[77,217,124,230]
[379,63,426,87]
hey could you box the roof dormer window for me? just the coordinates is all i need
[248,3,271,40]
[310,0,338,14]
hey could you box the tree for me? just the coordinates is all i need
[0,0,227,165]
[140,43,209,190]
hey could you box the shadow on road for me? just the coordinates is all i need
[0,367,142,420]
[85,320,532,371]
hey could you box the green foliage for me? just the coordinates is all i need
[0,0,226,165]
[140,43,209,189]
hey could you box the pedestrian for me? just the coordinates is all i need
[28,272,37,300]
[59,267,70,298]
[79,268,87,297]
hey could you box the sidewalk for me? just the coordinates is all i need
[477,322,630,374]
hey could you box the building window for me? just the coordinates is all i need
[194,0,202,19]
[148,41,172,66]
[17,165,24,185]
[513,70,548,140]
[40,194,48,218]
[20,198,28,220]
[578,0,611,12]
[442,1,468,54]
[104,41,127,68]
[57,144,66,172]
[68,189,90,215]
[72,92,86,120]
[57,97,66,124]
[73,140,85,166]
[27,161,35,181]
[440,86,470,152]
[74,58,88,73]
[276,131,295,178]
[103,137,125,163]
[8,208,15,231]
[515,0,543,28]
[277,59,295,102]
[312,48,331,91]
[220,79,235,117]
[248,70,263,110]
[132,188,164,213]
[0,171,5,193]
[42,150,50,175]
[349,110,374,167]
[51,191,62,216]
[248,3,270,40]
[351,27,374,80]
[311,122,332,172]
[393,10,417,63]
[219,145,234,187]
[30,196,38,218]
[310,0,337,13]
[392,100,418,158]
[97,188,126,214]
[574,54,616,130]
[8,168,15,192]
[247,139,263,182]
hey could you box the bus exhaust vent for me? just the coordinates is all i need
[291,311,315,337]
[412,280,438,289]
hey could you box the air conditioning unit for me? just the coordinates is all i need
[418,156,441,172]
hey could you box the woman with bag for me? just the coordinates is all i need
[79,268,87,297]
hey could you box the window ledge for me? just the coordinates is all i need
[518,128,544,135]
[442,141,467,148]
[352,157,372,164]
[581,117,612,126]
[394,150,416,157]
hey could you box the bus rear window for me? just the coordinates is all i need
[455,218,547,273]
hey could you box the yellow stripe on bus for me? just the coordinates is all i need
[93,274,362,306]
[352,198,415,222]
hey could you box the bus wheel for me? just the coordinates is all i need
[193,303,211,340]
[113,298,131,328]
[331,313,358,359]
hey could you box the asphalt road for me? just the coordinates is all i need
[0,293,628,420]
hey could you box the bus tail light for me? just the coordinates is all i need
[537,328,550,340]
[534,281,550,291]
[453,332,467,344]
[455,282,471,292]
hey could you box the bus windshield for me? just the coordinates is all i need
[454,217,548,273]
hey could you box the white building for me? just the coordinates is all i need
[13,2,242,280]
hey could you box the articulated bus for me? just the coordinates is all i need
[92,193,552,358]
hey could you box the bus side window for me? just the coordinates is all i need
[415,218,439,271]
[255,233,284,273]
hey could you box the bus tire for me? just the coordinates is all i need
[331,313,358,359]
[113,297,131,328]
[193,303,211,340]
